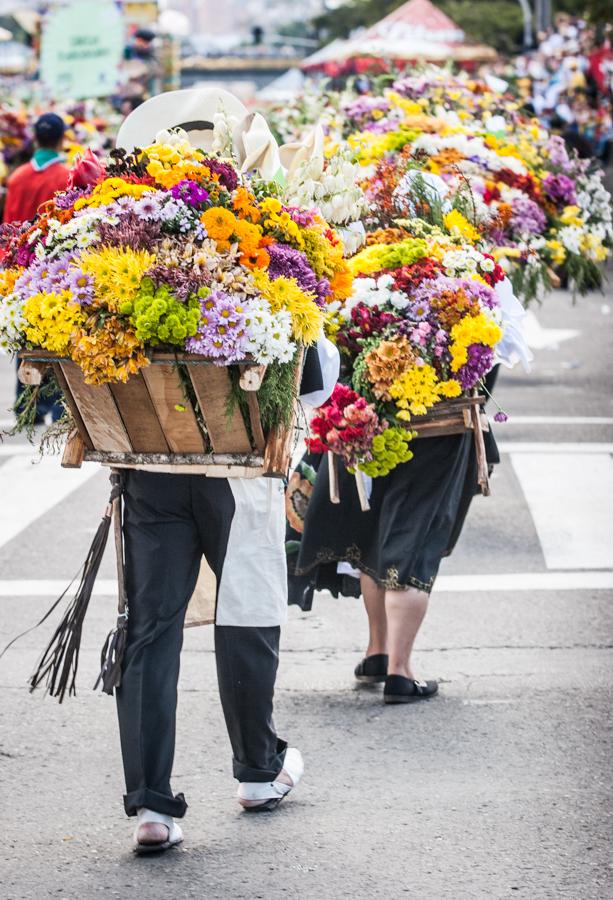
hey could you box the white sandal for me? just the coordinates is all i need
[133,807,183,854]
[237,747,304,812]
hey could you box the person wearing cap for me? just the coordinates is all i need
[4,113,69,423]
[3,113,70,225]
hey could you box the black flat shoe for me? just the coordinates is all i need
[383,675,439,704]
[354,654,389,684]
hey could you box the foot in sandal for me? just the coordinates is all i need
[237,747,304,812]
[133,808,183,855]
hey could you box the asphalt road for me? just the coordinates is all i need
[0,282,611,899]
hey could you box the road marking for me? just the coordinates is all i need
[502,416,613,426]
[499,442,613,454]
[511,452,613,570]
[0,455,97,549]
[522,310,580,349]
[1,571,612,598]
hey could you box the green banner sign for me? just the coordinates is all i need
[41,0,125,100]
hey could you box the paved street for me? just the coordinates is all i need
[0,284,611,899]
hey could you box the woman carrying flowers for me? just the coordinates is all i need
[287,217,527,706]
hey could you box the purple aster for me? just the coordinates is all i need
[185,289,249,363]
[494,411,508,423]
[456,344,495,391]
[267,243,330,307]
[509,196,547,235]
[546,135,570,169]
[456,278,499,310]
[542,173,576,207]
[170,179,209,207]
[132,194,164,220]
[55,187,91,209]
[284,206,318,227]
[407,299,431,321]
[67,267,94,305]
[202,158,238,192]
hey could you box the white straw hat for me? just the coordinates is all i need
[116,88,249,151]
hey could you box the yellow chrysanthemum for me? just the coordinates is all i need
[73,177,154,210]
[443,210,481,244]
[389,364,444,418]
[0,267,23,297]
[253,271,323,344]
[23,291,85,355]
[449,313,502,371]
[80,246,156,312]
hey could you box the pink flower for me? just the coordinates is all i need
[67,148,105,189]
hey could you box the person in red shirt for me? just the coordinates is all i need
[6,113,70,422]
[3,113,70,224]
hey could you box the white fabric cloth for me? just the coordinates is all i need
[299,335,340,408]
[279,125,326,180]
[494,277,533,371]
[215,478,288,627]
[233,112,283,181]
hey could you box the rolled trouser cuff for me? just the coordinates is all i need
[233,738,287,783]
[124,788,188,818]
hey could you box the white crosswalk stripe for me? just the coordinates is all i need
[0,442,611,587]
[0,453,97,548]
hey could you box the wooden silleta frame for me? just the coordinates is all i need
[18,350,304,479]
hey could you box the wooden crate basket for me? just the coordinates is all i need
[18,351,303,479]
[328,393,491,511]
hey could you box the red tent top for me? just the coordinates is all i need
[362,0,464,45]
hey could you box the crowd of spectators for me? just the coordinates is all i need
[512,14,612,161]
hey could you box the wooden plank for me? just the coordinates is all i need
[59,362,131,453]
[141,364,205,454]
[263,351,303,478]
[17,361,48,385]
[246,392,266,453]
[110,375,169,453]
[188,366,251,454]
[61,430,85,468]
[52,363,94,450]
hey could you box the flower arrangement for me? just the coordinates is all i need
[265,70,612,304]
[0,130,351,399]
[307,216,504,478]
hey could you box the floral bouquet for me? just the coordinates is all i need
[0,128,354,449]
[308,224,504,481]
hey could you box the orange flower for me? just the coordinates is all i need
[201,207,237,241]
[240,247,270,270]
[234,219,263,257]
[328,263,353,301]
[233,186,261,222]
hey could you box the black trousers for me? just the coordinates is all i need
[116,471,287,818]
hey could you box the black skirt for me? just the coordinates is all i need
[286,429,499,611]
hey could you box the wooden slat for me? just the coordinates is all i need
[262,350,303,478]
[61,430,85,468]
[188,366,251,454]
[52,363,94,450]
[110,375,169,453]
[246,392,266,452]
[141,364,205,453]
[59,362,131,453]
